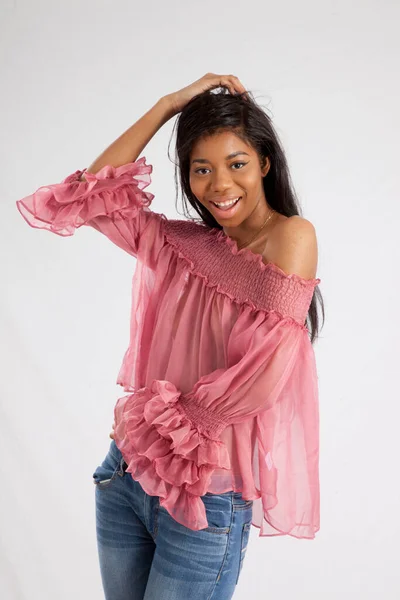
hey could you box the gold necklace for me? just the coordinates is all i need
[236,209,276,250]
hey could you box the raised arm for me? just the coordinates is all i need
[16,75,248,253]
[15,97,178,256]
[79,96,176,182]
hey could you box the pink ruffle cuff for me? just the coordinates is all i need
[15,157,154,236]
[112,379,231,531]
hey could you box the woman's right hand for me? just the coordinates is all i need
[109,421,115,440]
[165,73,248,115]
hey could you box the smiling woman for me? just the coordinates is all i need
[16,73,324,600]
[189,137,271,224]
[175,91,323,322]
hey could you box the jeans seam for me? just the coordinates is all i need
[235,521,252,585]
[208,496,234,598]
[153,502,159,539]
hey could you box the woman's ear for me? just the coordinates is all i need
[261,156,271,177]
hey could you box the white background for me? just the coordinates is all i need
[1,0,399,598]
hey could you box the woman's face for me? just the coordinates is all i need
[189,130,271,228]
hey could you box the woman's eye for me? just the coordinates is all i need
[194,162,247,175]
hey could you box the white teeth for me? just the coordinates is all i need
[214,197,240,207]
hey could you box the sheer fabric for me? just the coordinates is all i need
[16,157,321,539]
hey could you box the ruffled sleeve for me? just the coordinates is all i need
[15,157,158,256]
[113,294,320,537]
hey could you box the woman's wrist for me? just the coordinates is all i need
[159,94,179,120]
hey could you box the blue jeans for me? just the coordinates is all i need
[93,440,253,600]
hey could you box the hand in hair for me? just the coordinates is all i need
[165,72,248,115]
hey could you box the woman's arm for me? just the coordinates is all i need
[15,96,178,251]
[81,71,249,181]
[80,96,177,181]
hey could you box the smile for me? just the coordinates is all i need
[211,196,242,215]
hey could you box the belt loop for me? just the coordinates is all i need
[118,456,127,476]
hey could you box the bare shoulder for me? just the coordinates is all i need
[268,215,318,280]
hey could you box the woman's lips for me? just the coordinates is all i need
[211,197,242,217]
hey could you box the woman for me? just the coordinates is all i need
[16,73,324,600]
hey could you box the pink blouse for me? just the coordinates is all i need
[16,157,321,539]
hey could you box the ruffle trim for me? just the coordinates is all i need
[16,157,154,236]
[211,227,321,288]
[159,218,314,331]
[76,156,153,190]
[113,379,231,531]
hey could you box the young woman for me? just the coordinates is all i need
[16,73,324,600]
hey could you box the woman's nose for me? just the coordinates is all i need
[209,173,233,192]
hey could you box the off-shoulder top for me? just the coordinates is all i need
[16,157,321,539]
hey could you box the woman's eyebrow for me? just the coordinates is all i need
[191,151,250,164]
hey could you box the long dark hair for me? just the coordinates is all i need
[168,87,324,343]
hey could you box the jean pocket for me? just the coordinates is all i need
[232,491,254,511]
[159,492,232,534]
[200,492,233,534]
[92,449,123,490]
[236,521,252,584]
